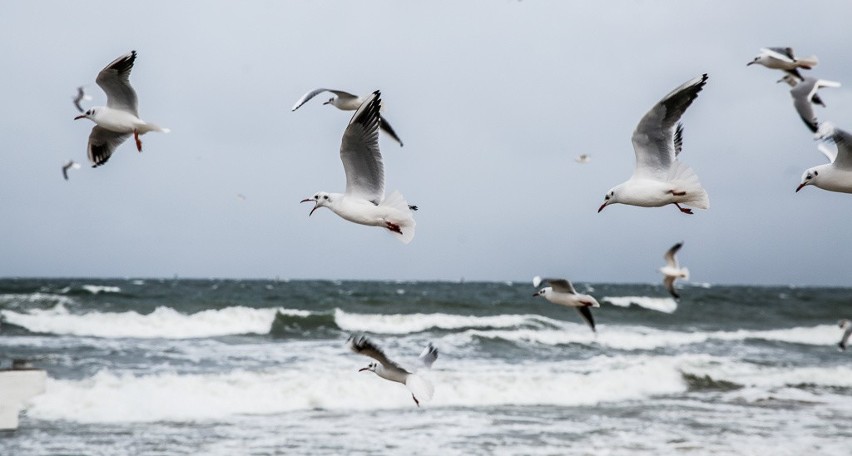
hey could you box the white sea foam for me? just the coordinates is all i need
[0,293,76,309]
[334,309,554,334]
[603,296,678,313]
[0,305,310,339]
[81,285,122,294]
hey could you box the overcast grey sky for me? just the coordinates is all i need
[1,1,851,285]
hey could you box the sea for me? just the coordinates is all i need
[0,278,850,455]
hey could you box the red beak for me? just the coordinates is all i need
[598,202,607,213]
[74,115,86,120]
[795,183,806,193]
[300,198,319,216]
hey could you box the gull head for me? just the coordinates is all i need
[797,168,819,192]
[358,362,378,373]
[598,188,618,212]
[322,97,336,106]
[74,107,98,121]
[746,55,763,67]
[532,287,550,298]
[300,192,333,215]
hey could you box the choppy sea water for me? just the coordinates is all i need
[0,278,850,455]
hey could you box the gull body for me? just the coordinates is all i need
[747,47,818,79]
[292,88,404,146]
[599,74,710,215]
[348,335,438,406]
[838,320,851,351]
[74,51,168,167]
[660,242,689,299]
[778,75,825,107]
[789,78,841,133]
[798,123,852,194]
[301,91,416,243]
[532,277,600,333]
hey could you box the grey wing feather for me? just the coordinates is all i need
[542,278,576,294]
[348,335,407,372]
[340,91,384,203]
[663,276,680,299]
[418,343,438,369]
[767,47,795,60]
[96,51,138,117]
[631,74,708,178]
[73,86,86,113]
[828,126,852,169]
[87,126,131,167]
[379,115,404,147]
[575,306,596,333]
[791,80,818,133]
[664,242,683,267]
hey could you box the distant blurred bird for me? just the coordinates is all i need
[598,74,709,215]
[777,74,825,107]
[838,319,851,351]
[72,86,92,113]
[74,51,169,167]
[797,123,852,194]
[789,78,840,133]
[62,160,81,181]
[575,154,591,164]
[747,47,818,80]
[660,242,689,299]
[300,91,416,243]
[348,335,437,407]
[532,276,600,333]
[292,88,404,146]
[236,193,247,201]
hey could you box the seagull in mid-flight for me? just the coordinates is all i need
[797,123,852,194]
[292,88,404,146]
[301,91,416,243]
[72,86,92,113]
[532,276,600,333]
[838,319,851,351]
[348,335,438,407]
[61,160,81,181]
[74,51,169,167]
[660,242,689,299]
[598,74,710,215]
[778,75,825,107]
[747,47,818,80]
[789,78,841,133]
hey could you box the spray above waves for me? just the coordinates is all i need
[603,296,678,313]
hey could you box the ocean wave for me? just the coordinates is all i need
[602,296,678,313]
[333,309,556,334]
[81,285,122,294]
[0,292,76,309]
[0,304,309,339]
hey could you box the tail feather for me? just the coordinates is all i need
[405,373,434,403]
[796,55,819,69]
[380,190,416,244]
[140,123,170,134]
[668,162,709,209]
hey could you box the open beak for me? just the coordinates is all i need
[598,202,607,213]
[300,198,319,215]
[74,115,86,120]
[796,183,806,193]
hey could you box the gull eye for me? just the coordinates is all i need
[323,195,329,200]
[814,170,819,176]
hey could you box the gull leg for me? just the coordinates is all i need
[674,203,693,215]
[412,394,420,407]
[134,130,142,152]
[385,221,403,235]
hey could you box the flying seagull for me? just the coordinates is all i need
[575,154,591,164]
[660,242,689,299]
[72,86,92,113]
[292,88,404,146]
[838,319,851,351]
[300,91,416,243]
[797,122,852,194]
[777,75,825,107]
[532,276,600,333]
[747,47,818,80]
[789,77,840,133]
[74,51,169,167]
[599,74,710,215]
[61,160,81,181]
[348,335,438,407]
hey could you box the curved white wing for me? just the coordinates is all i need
[291,88,357,111]
[664,242,683,268]
[87,126,131,167]
[96,51,138,117]
[340,91,384,203]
